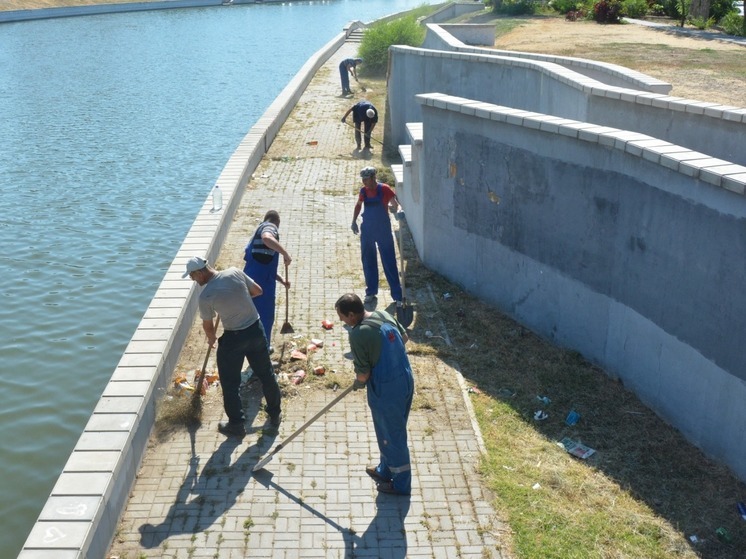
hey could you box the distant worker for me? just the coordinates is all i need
[243,210,292,350]
[335,293,414,496]
[350,166,402,306]
[341,100,378,152]
[183,256,282,437]
[338,57,363,95]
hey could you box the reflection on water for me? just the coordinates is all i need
[0,1,436,555]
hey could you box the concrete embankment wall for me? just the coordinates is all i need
[398,91,746,482]
[416,0,484,25]
[18,23,361,559]
[387,44,746,167]
[422,22,673,93]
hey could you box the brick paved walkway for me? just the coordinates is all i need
[109,41,508,559]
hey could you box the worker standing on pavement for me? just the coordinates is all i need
[338,57,363,95]
[350,166,403,307]
[243,210,292,351]
[335,292,414,496]
[183,256,282,437]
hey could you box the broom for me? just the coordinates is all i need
[190,315,220,418]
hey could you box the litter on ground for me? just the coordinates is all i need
[559,437,595,459]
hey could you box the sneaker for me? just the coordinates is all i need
[268,413,282,427]
[364,294,377,304]
[376,481,409,496]
[269,345,275,355]
[365,466,390,483]
[217,421,246,437]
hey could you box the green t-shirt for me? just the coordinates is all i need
[348,310,405,375]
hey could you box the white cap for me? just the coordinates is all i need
[366,108,376,119]
[182,256,208,278]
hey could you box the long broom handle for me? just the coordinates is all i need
[192,315,220,403]
[284,262,290,323]
[342,120,384,145]
[266,386,354,456]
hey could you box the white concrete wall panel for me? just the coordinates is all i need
[413,95,746,480]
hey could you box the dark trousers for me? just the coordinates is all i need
[216,320,281,423]
[353,118,375,149]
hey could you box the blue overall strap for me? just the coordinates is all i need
[245,221,278,262]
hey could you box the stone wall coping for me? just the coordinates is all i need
[415,92,746,196]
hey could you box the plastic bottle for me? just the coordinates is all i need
[211,184,223,212]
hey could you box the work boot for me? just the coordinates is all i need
[376,481,409,496]
[365,466,390,483]
[217,421,246,438]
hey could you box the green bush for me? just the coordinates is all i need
[357,16,426,76]
[710,0,737,21]
[689,14,716,27]
[492,0,539,14]
[549,0,583,13]
[719,11,745,34]
[622,0,649,17]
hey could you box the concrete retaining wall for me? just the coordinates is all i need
[386,45,746,166]
[402,92,746,481]
[421,22,673,93]
[437,23,495,45]
[417,1,485,25]
[17,26,357,559]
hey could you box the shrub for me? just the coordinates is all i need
[492,0,539,14]
[622,0,649,17]
[709,0,737,21]
[357,16,425,76]
[549,0,582,12]
[689,14,716,27]
[719,11,745,34]
[593,0,623,21]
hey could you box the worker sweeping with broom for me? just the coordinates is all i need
[335,292,414,496]
[183,256,282,437]
[243,210,293,351]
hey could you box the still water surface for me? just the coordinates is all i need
[0,1,434,554]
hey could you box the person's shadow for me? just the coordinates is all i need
[252,469,410,557]
[138,385,277,548]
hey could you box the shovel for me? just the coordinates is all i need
[280,262,294,334]
[253,385,354,471]
[396,218,414,328]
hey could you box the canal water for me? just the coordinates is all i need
[0,1,435,555]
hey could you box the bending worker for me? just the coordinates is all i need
[338,57,363,95]
[183,256,282,437]
[350,166,402,306]
[341,100,378,152]
[335,292,414,496]
[243,210,292,350]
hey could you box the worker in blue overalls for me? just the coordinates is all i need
[335,292,414,495]
[350,166,403,307]
[243,210,292,351]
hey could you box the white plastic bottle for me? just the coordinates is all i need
[211,184,223,212]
